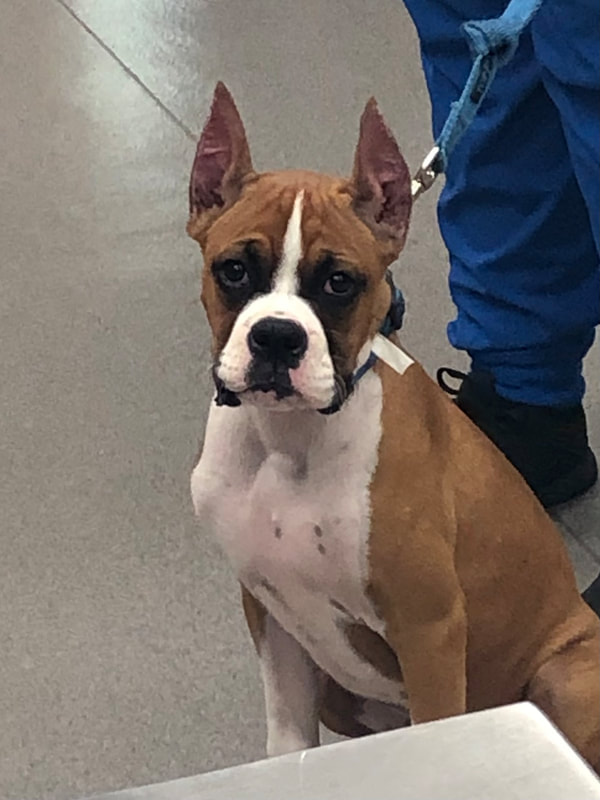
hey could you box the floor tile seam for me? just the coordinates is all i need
[54,0,197,142]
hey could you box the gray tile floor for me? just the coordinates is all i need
[1,2,598,799]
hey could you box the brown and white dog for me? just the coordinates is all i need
[188,83,600,766]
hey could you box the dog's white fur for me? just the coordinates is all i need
[192,370,410,753]
[274,191,304,293]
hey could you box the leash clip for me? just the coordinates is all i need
[411,145,441,200]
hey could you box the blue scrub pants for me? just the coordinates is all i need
[403,0,600,406]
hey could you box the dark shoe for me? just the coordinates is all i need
[582,572,600,617]
[437,368,598,508]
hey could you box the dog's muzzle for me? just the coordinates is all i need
[213,316,311,408]
[212,314,352,412]
[212,315,355,413]
[243,317,307,399]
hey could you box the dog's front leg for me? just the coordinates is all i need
[242,587,321,757]
[388,592,467,725]
[370,538,468,724]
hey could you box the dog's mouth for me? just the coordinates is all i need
[247,383,296,400]
[212,362,352,413]
[212,361,296,408]
[246,361,296,400]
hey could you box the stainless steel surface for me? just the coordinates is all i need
[1,2,599,799]
[87,704,600,800]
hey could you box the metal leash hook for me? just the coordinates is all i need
[411,146,442,200]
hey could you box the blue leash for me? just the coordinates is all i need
[411,0,544,198]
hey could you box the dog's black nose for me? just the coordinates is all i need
[248,317,308,368]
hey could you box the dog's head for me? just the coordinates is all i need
[187,83,411,413]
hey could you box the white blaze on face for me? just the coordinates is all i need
[215,190,338,410]
[273,191,304,294]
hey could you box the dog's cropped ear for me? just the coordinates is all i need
[351,98,411,262]
[188,83,254,241]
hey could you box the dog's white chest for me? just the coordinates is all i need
[193,373,404,704]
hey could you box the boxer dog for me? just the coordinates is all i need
[187,83,600,766]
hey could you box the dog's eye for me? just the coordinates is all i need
[323,271,355,296]
[218,260,249,288]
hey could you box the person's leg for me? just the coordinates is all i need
[531,0,600,607]
[403,0,599,505]
[532,0,599,253]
